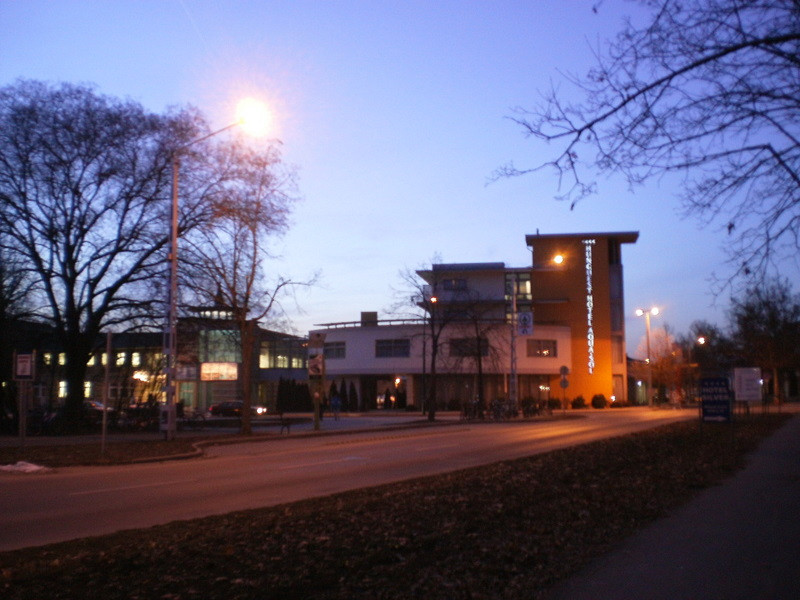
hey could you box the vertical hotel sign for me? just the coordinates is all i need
[583,239,596,374]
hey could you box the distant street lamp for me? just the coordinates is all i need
[163,98,271,440]
[635,306,660,407]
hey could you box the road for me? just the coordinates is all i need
[0,408,693,552]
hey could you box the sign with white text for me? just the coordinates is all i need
[700,378,732,423]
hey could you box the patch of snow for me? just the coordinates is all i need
[0,461,52,473]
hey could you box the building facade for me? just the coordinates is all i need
[4,318,306,415]
[312,231,638,410]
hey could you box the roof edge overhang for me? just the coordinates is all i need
[525,231,639,245]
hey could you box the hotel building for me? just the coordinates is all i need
[311,231,639,411]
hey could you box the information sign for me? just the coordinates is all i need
[734,368,762,403]
[517,312,533,336]
[700,377,732,423]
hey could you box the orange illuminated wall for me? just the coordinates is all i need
[526,232,638,403]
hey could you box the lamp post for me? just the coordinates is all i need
[163,99,271,440]
[635,306,660,407]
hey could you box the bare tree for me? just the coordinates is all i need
[393,261,507,420]
[181,140,312,434]
[0,239,37,427]
[728,278,800,402]
[503,0,800,284]
[0,81,186,422]
[392,259,458,421]
[0,80,288,426]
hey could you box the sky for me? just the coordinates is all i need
[3,0,794,357]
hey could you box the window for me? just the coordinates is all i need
[43,353,52,366]
[199,330,240,363]
[259,344,271,368]
[131,352,141,367]
[527,339,557,358]
[505,272,532,300]
[84,381,92,398]
[116,352,126,366]
[58,353,66,366]
[450,337,489,358]
[58,381,67,398]
[87,354,96,366]
[324,342,346,360]
[292,356,305,369]
[375,339,410,358]
[442,278,467,291]
[612,335,624,364]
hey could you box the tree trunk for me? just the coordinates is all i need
[238,319,256,435]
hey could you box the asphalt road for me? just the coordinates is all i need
[0,408,693,552]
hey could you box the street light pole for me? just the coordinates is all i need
[635,307,660,407]
[163,101,271,440]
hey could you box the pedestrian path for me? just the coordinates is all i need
[544,407,800,600]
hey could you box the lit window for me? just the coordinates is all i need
[292,356,304,369]
[101,353,108,366]
[58,353,66,366]
[87,354,96,366]
[527,339,557,358]
[259,345,271,368]
[43,353,52,365]
[84,381,92,398]
[58,381,67,398]
[116,352,126,366]
[131,352,141,367]
[276,355,289,368]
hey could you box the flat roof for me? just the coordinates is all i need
[525,231,639,245]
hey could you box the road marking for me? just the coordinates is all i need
[415,443,460,452]
[277,456,366,470]
[68,479,198,496]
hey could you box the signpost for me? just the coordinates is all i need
[559,365,569,413]
[700,377,732,423]
[13,351,36,447]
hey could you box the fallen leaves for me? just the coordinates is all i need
[1,414,790,599]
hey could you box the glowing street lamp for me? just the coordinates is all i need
[163,99,270,440]
[635,307,660,407]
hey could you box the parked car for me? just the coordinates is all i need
[207,401,268,417]
[83,401,116,426]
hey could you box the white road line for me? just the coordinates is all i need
[277,456,367,470]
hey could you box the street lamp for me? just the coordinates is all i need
[163,98,271,440]
[635,306,660,407]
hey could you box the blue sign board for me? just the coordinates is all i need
[700,377,732,423]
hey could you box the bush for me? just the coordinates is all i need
[571,395,587,409]
[591,394,607,409]
[547,398,561,411]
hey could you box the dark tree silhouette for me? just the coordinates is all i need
[503,1,800,285]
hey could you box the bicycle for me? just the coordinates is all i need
[181,409,206,431]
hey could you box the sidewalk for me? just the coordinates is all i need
[0,410,459,447]
[544,408,800,600]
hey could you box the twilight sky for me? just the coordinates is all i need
[3,0,792,356]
